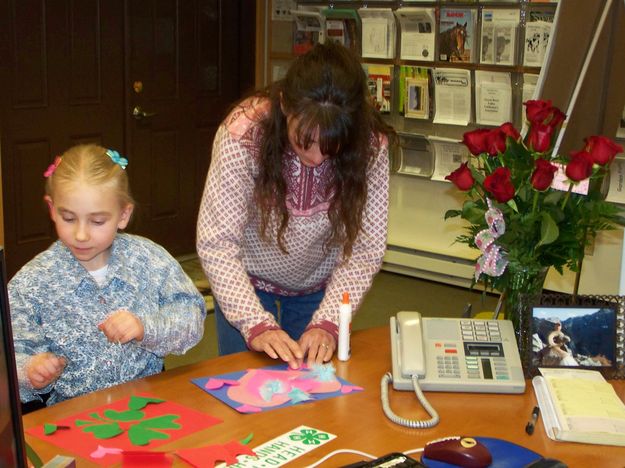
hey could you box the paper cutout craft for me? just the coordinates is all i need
[91,445,123,459]
[122,451,173,467]
[43,424,70,435]
[176,441,257,467]
[27,393,222,467]
[192,364,364,413]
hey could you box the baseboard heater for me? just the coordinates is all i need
[382,244,477,288]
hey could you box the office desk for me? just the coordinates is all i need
[23,326,625,467]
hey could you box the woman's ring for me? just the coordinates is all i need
[321,343,329,349]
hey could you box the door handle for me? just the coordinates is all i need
[132,105,156,120]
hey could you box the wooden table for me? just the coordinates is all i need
[23,326,625,467]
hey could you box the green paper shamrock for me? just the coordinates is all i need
[74,395,179,444]
[103,409,145,421]
[82,422,123,439]
[289,428,330,445]
[128,395,165,410]
[127,414,181,445]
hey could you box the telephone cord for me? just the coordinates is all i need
[380,371,440,428]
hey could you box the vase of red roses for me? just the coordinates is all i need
[445,99,624,364]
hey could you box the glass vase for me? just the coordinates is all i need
[503,265,549,375]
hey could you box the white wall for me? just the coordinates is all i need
[384,174,624,295]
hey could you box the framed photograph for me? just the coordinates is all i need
[404,76,429,119]
[531,305,617,370]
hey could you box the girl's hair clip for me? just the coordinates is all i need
[106,149,128,169]
[44,156,62,178]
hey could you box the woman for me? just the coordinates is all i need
[197,41,395,368]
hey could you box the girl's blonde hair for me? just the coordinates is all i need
[45,144,134,207]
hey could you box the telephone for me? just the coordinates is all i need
[381,311,526,429]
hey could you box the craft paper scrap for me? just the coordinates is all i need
[26,394,222,467]
[215,425,336,468]
[191,363,364,413]
[176,441,257,468]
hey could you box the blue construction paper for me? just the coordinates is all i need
[191,364,363,413]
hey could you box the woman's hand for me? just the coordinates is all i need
[250,329,304,369]
[27,352,66,389]
[98,309,144,344]
[299,328,336,368]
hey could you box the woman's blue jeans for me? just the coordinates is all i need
[214,288,325,355]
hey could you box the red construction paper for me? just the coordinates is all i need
[122,451,173,467]
[176,441,257,467]
[27,394,222,467]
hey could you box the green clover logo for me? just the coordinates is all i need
[289,428,330,445]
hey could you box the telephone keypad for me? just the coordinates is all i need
[456,320,511,380]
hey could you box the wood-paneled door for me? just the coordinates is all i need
[0,0,255,277]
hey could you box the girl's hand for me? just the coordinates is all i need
[27,352,66,389]
[298,328,335,368]
[98,309,144,344]
[250,329,304,369]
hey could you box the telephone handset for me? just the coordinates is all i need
[381,311,526,428]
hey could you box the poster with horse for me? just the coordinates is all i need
[438,8,476,63]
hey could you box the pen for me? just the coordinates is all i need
[525,406,540,435]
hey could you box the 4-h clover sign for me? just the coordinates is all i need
[289,428,331,445]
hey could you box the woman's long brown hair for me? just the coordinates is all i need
[254,41,396,260]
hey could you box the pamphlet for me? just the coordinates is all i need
[475,71,512,126]
[432,68,471,126]
[395,7,435,61]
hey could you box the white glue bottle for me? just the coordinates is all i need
[338,292,352,361]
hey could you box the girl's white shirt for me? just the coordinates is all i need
[88,264,109,287]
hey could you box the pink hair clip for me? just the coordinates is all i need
[43,156,62,178]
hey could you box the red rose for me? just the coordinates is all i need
[546,108,566,128]
[485,128,507,156]
[462,129,491,155]
[585,135,623,166]
[527,123,553,153]
[566,150,594,181]
[531,158,558,191]
[500,122,521,141]
[524,100,566,128]
[524,100,553,124]
[484,167,515,203]
[445,162,474,191]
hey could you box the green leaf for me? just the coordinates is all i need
[444,209,462,220]
[82,422,123,439]
[43,423,57,435]
[538,212,559,247]
[128,395,165,410]
[104,409,145,421]
[75,419,94,427]
[462,202,486,224]
[240,433,254,445]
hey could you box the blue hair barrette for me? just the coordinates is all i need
[106,149,128,170]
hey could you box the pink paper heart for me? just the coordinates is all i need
[204,378,240,390]
[237,404,262,413]
[90,445,123,459]
[340,385,363,394]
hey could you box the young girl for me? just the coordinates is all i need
[9,144,206,406]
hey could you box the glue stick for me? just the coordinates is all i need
[338,292,352,361]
